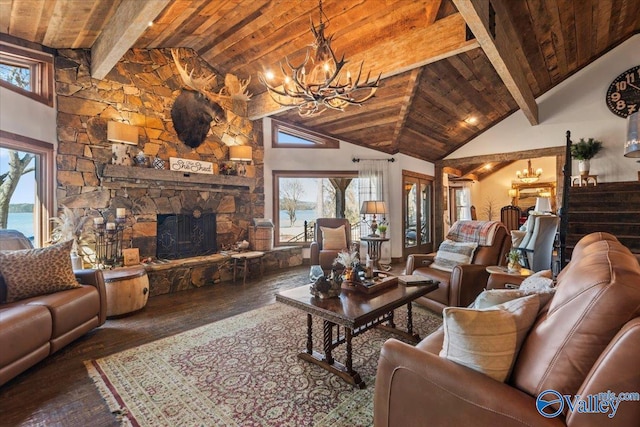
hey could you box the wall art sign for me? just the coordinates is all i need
[169,157,214,175]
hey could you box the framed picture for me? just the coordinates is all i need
[122,248,140,266]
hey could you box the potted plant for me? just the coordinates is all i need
[570,138,603,177]
[377,224,388,238]
[50,205,95,269]
[506,249,523,273]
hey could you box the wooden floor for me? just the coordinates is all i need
[0,264,405,426]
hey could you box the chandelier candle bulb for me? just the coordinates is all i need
[94,217,104,225]
[116,208,126,219]
[106,222,116,231]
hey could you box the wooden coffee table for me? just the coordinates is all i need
[275,282,438,388]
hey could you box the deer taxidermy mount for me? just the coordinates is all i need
[171,49,252,148]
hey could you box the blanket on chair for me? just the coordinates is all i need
[446,220,502,246]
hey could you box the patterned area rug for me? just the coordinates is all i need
[86,302,442,426]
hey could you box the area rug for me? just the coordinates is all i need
[86,302,442,426]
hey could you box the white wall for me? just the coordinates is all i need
[263,118,434,259]
[448,35,640,183]
[0,87,57,144]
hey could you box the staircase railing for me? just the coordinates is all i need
[559,130,572,271]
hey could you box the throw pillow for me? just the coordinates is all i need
[474,287,555,310]
[0,240,80,303]
[440,294,540,382]
[432,240,478,272]
[519,270,554,292]
[321,225,347,250]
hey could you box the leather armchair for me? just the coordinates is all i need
[309,218,352,272]
[375,232,640,427]
[513,214,559,272]
[404,224,511,313]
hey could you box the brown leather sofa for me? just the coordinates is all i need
[375,232,640,426]
[0,231,107,386]
[404,224,511,312]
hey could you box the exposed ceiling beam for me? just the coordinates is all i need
[248,12,478,120]
[91,0,171,79]
[390,69,422,152]
[452,0,539,125]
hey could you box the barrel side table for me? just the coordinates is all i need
[103,265,150,317]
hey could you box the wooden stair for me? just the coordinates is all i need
[565,182,640,259]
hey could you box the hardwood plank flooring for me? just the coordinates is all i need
[0,264,404,426]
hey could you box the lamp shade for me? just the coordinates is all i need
[229,145,253,161]
[107,121,138,145]
[624,111,640,158]
[508,189,517,198]
[534,197,552,213]
[360,200,387,215]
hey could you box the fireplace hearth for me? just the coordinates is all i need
[157,213,217,259]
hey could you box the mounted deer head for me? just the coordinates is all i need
[170,49,251,148]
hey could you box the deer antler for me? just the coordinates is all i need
[171,48,251,104]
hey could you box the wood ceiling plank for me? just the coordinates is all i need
[136,1,210,48]
[555,0,577,71]
[249,12,477,119]
[91,0,172,79]
[9,0,48,42]
[453,0,539,125]
[391,69,422,152]
[574,0,595,68]
[595,0,614,52]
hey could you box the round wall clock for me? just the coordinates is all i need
[605,65,640,118]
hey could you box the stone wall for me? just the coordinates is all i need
[54,48,265,257]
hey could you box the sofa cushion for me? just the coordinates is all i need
[473,287,555,310]
[512,236,640,400]
[440,294,540,382]
[320,225,347,250]
[432,240,478,272]
[0,240,80,303]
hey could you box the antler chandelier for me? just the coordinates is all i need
[516,159,543,183]
[258,0,380,117]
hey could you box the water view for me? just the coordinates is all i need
[6,212,34,239]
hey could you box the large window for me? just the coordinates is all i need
[0,43,53,106]
[0,131,54,247]
[273,171,361,246]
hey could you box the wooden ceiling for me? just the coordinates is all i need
[2,0,639,163]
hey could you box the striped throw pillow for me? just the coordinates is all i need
[432,239,478,272]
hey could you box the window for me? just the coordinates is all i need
[0,130,54,247]
[271,119,339,148]
[273,171,361,246]
[0,43,53,106]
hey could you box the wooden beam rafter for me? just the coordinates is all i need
[248,12,478,120]
[91,0,171,79]
[452,0,539,125]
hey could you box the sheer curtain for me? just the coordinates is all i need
[357,160,391,262]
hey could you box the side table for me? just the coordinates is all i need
[360,236,389,270]
[231,251,265,284]
[103,265,149,317]
[486,265,533,290]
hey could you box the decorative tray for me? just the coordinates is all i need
[341,274,398,294]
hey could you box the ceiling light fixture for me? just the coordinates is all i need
[516,159,542,183]
[258,0,380,117]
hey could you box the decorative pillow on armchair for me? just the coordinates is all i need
[320,225,347,250]
[0,240,80,303]
[431,239,478,272]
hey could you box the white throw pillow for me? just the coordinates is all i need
[520,270,554,292]
[440,294,540,382]
[320,225,347,250]
[431,239,478,272]
[474,287,555,310]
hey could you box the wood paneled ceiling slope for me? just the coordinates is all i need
[2,0,639,165]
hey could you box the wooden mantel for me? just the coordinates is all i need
[101,164,255,191]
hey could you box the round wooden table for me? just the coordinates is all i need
[360,236,389,270]
[103,265,149,317]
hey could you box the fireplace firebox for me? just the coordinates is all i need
[156,213,217,259]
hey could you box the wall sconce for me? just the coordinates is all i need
[229,145,253,176]
[624,111,640,158]
[360,200,387,236]
[107,121,138,145]
[508,189,517,205]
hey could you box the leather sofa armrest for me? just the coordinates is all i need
[405,253,435,274]
[374,338,565,427]
[487,273,527,290]
[567,318,640,427]
[449,264,491,307]
[74,269,107,325]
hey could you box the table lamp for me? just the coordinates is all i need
[360,200,387,236]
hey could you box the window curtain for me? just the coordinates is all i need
[459,183,472,221]
[357,160,391,262]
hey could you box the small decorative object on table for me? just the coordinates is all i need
[507,249,523,273]
[309,270,342,299]
[333,248,360,284]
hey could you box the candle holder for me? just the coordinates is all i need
[94,216,128,268]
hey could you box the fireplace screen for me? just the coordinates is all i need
[156,213,217,259]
